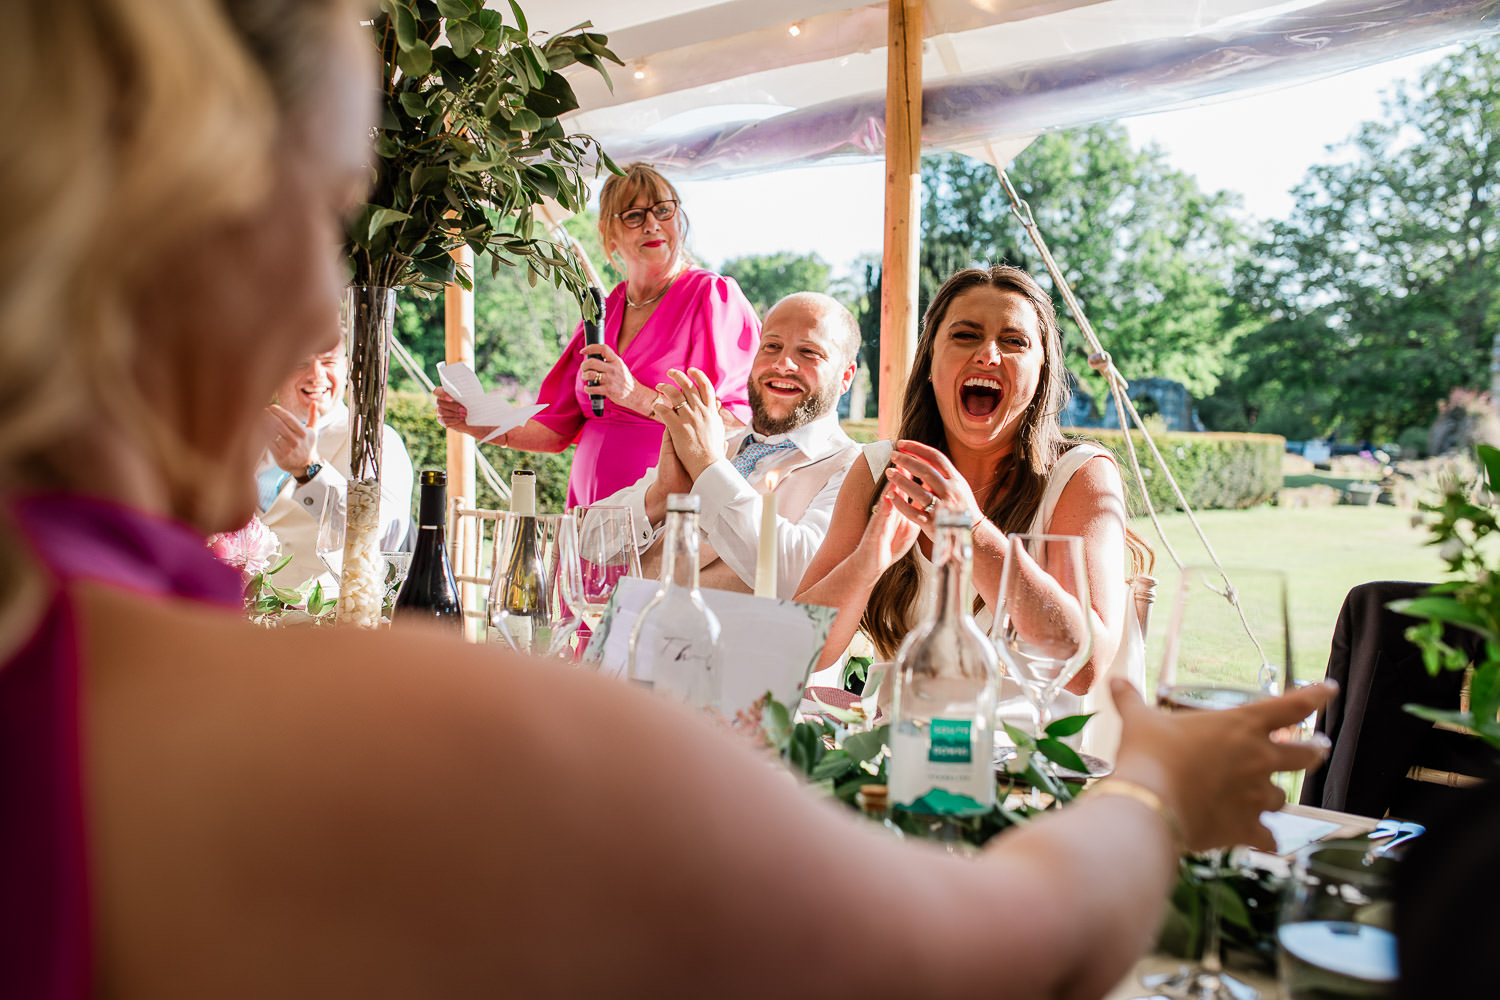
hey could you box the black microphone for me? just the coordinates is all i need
[582,285,606,417]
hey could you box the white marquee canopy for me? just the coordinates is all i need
[531,0,1498,180]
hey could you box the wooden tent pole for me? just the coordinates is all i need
[878,0,923,438]
[444,246,478,636]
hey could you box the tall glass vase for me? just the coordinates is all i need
[338,285,397,628]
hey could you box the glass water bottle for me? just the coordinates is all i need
[887,509,1000,823]
[627,493,723,712]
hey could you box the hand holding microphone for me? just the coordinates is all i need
[582,286,606,417]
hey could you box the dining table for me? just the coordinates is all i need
[1101,802,1379,1000]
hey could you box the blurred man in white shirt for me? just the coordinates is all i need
[599,292,860,597]
[254,338,414,589]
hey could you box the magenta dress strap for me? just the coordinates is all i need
[0,493,242,998]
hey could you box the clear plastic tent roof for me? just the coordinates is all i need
[528,0,1500,179]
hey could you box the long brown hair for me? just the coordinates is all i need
[862,265,1074,658]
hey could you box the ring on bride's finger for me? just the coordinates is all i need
[923,496,937,514]
[673,401,688,412]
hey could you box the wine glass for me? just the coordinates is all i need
[992,533,1093,750]
[1148,565,1292,1000]
[487,512,584,659]
[572,504,643,632]
[316,498,346,583]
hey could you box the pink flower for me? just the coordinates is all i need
[207,516,281,577]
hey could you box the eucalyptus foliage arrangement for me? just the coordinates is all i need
[334,0,620,625]
[760,695,1277,968]
[346,0,621,295]
[1397,442,1500,751]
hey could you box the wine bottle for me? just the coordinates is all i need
[887,509,1000,827]
[627,493,722,712]
[488,469,550,652]
[393,470,463,632]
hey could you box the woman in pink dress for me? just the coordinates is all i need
[437,164,758,508]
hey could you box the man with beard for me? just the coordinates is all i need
[599,292,860,598]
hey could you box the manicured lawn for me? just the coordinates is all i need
[1134,504,1448,689]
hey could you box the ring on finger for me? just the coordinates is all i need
[673,401,688,412]
[923,496,937,514]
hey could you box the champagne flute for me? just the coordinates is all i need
[1148,565,1292,1000]
[572,505,643,632]
[993,533,1093,747]
[487,512,584,659]
[316,497,345,583]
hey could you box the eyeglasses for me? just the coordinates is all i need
[615,199,679,229]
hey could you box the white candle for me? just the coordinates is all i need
[754,472,780,599]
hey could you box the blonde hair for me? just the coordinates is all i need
[0,0,348,623]
[596,162,690,263]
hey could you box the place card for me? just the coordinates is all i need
[581,576,836,714]
[1260,810,1343,856]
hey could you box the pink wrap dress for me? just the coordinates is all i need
[531,268,758,508]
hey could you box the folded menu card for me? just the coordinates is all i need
[582,576,837,715]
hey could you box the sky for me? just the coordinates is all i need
[674,45,1458,277]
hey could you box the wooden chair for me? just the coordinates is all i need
[446,497,506,642]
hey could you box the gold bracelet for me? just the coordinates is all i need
[1089,779,1185,854]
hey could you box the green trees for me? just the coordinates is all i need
[719,251,833,318]
[391,212,622,393]
[859,130,1250,411]
[1217,37,1500,443]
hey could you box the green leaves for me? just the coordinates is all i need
[1400,449,1500,753]
[347,5,623,298]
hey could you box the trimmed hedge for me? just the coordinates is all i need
[386,390,575,514]
[382,398,1281,519]
[1069,428,1284,514]
[835,419,1282,514]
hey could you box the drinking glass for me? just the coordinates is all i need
[992,533,1093,740]
[318,499,411,606]
[1277,840,1399,1000]
[1148,565,1292,1000]
[487,512,585,659]
[316,498,346,582]
[572,504,643,631]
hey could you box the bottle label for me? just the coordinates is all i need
[888,718,993,816]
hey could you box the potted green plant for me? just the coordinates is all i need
[1396,442,1500,751]
[336,0,620,626]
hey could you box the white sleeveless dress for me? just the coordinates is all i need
[862,440,1146,760]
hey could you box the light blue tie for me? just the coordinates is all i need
[731,437,799,478]
[256,465,291,512]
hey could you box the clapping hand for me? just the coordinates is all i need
[652,367,726,480]
[856,488,922,578]
[883,439,984,539]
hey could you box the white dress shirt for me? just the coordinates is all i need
[255,402,415,590]
[601,411,859,598]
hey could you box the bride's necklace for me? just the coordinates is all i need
[625,270,682,309]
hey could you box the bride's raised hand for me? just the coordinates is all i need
[885,439,982,539]
[857,487,921,578]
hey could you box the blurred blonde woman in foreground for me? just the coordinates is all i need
[0,1,1332,997]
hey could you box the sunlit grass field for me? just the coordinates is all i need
[1135,504,1448,690]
